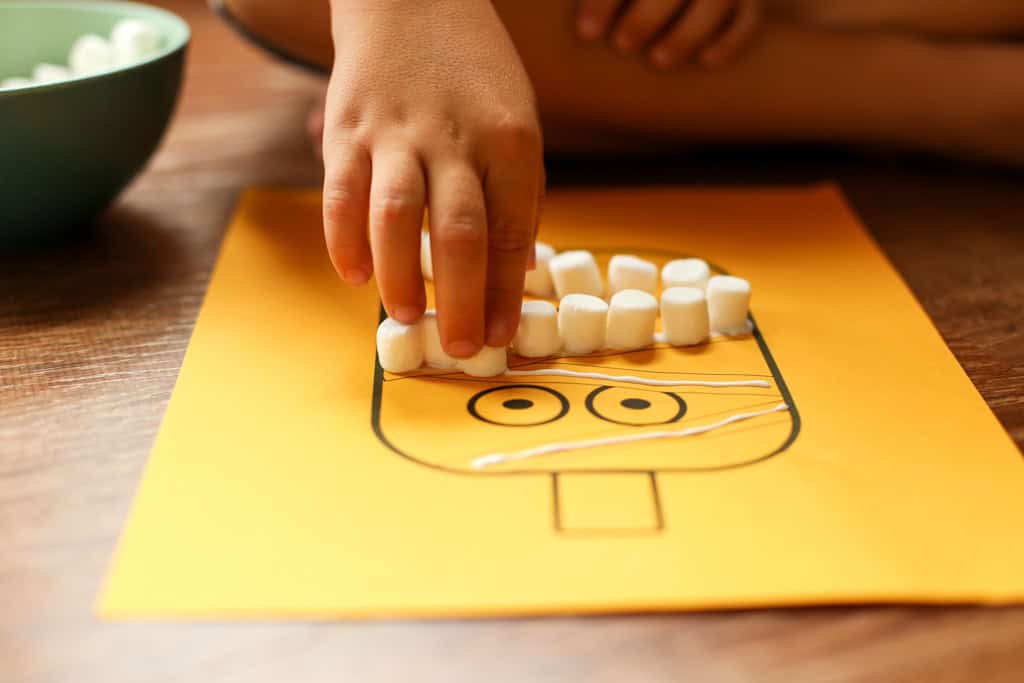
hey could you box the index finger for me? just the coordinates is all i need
[428,162,489,358]
[482,159,541,347]
[649,0,735,68]
[700,0,760,67]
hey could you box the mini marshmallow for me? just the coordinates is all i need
[608,254,657,295]
[376,317,424,373]
[513,300,562,358]
[0,77,32,90]
[605,289,658,351]
[549,250,603,299]
[662,258,711,290]
[420,310,456,369]
[661,287,709,346]
[32,63,72,84]
[420,231,433,280]
[524,241,556,297]
[707,275,752,336]
[69,34,116,75]
[557,294,608,355]
[458,345,508,377]
[111,18,162,64]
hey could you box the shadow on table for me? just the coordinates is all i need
[0,203,191,328]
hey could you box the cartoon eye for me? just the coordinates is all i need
[467,385,569,427]
[585,386,687,426]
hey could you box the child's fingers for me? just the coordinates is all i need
[428,162,488,358]
[649,0,735,68]
[323,143,372,286]
[576,0,624,41]
[481,161,540,347]
[613,0,685,53]
[700,0,759,67]
[368,146,427,324]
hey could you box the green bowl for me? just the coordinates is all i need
[0,1,189,248]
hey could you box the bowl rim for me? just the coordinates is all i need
[0,1,191,96]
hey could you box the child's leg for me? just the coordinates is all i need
[224,0,1023,164]
[769,0,1024,39]
[494,2,1023,164]
[221,0,333,70]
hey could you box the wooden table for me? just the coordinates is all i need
[2,2,1022,681]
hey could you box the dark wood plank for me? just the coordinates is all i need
[1,2,1022,681]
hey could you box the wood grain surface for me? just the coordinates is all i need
[2,2,1022,681]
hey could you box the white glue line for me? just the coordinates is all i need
[470,403,790,470]
[503,368,771,388]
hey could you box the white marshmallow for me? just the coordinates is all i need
[420,231,433,280]
[111,18,162,64]
[376,317,424,373]
[605,289,658,351]
[458,345,508,377]
[662,258,711,290]
[32,63,72,84]
[707,275,752,336]
[524,241,556,297]
[549,250,603,299]
[0,77,32,90]
[557,294,608,355]
[420,310,456,369]
[513,300,562,358]
[608,254,657,295]
[661,287,709,346]
[69,34,116,75]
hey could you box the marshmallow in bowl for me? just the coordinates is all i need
[111,18,162,64]
[32,63,73,84]
[2,19,163,89]
[69,34,117,75]
[0,77,33,90]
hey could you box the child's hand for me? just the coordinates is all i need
[576,0,761,69]
[323,0,544,358]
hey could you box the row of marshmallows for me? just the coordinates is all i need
[422,234,733,302]
[377,241,752,377]
[1,19,161,89]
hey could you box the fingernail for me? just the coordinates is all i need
[650,47,674,69]
[392,306,422,324]
[447,340,480,359]
[343,268,369,285]
[486,318,516,346]
[577,15,601,40]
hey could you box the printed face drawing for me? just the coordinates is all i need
[374,245,798,475]
[372,247,799,479]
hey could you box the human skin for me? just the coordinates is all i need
[575,0,762,69]
[322,0,545,358]
[223,0,1024,358]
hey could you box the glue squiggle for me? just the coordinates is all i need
[470,403,790,470]
[503,368,771,388]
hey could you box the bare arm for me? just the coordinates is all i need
[322,0,545,357]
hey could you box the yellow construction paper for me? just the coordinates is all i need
[99,184,1024,619]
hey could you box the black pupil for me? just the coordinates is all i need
[620,398,651,410]
[503,399,534,410]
